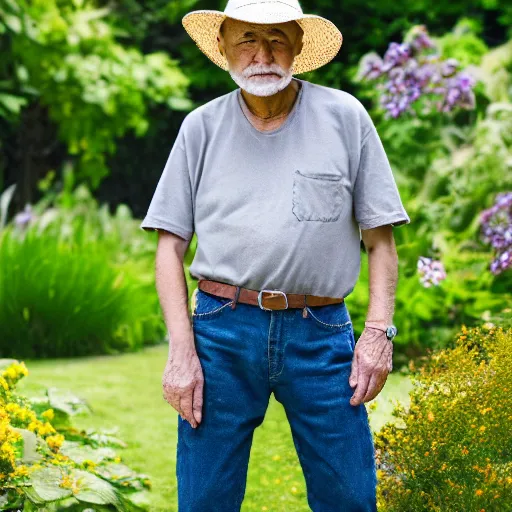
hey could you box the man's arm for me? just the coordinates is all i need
[155,229,194,352]
[361,224,398,325]
[156,229,202,428]
[349,224,396,406]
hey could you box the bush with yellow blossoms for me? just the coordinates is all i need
[375,325,512,511]
[0,359,151,511]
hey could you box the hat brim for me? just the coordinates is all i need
[182,10,343,75]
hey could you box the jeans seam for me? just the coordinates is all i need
[291,429,319,507]
[267,312,274,381]
[192,300,234,317]
[305,307,352,330]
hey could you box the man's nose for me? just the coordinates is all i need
[253,40,274,65]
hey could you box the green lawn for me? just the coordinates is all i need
[17,344,413,512]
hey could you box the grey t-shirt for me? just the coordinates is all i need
[140,78,410,298]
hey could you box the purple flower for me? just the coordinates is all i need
[417,256,447,287]
[411,33,435,51]
[14,204,33,228]
[382,42,411,72]
[440,58,459,77]
[357,54,385,81]
[360,26,477,119]
[479,192,512,275]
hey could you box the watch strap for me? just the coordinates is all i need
[364,321,388,333]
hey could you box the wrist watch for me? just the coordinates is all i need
[364,321,398,341]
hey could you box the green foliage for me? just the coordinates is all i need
[475,39,512,103]
[375,325,512,511]
[436,17,489,67]
[348,37,512,350]
[0,359,151,511]
[0,0,191,188]
[0,175,166,358]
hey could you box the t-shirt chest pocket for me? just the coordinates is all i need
[292,169,345,222]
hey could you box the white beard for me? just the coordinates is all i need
[229,62,294,97]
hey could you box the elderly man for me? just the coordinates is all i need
[141,0,410,510]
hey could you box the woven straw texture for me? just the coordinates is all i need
[181,9,343,75]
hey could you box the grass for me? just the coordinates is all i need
[17,343,413,512]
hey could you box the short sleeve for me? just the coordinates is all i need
[140,128,194,241]
[353,121,411,230]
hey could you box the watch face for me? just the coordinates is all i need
[386,326,397,339]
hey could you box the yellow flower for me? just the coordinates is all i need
[475,489,484,496]
[60,474,74,489]
[13,465,31,477]
[36,421,57,437]
[2,363,29,387]
[46,434,65,451]
[41,409,55,421]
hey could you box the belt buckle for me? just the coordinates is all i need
[257,289,289,311]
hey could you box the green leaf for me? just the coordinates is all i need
[47,387,92,416]
[26,466,74,503]
[59,440,117,464]
[72,469,120,506]
[0,183,17,229]
[12,427,43,464]
[167,96,194,111]
[0,93,27,115]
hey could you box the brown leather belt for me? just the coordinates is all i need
[198,279,344,313]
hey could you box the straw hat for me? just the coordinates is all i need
[182,0,343,75]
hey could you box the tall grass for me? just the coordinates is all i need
[0,180,166,358]
[0,227,164,358]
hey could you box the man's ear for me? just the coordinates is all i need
[217,36,225,57]
[294,25,304,56]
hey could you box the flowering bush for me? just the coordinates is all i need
[0,359,151,511]
[375,325,512,511]
[357,25,477,118]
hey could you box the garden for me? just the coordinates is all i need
[1,1,511,511]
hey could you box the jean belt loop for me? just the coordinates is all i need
[302,294,308,318]
[231,286,241,310]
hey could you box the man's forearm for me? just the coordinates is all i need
[365,243,398,325]
[155,241,194,354]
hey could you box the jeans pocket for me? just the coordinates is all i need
[292,170,345,222]
[192,289,234,320]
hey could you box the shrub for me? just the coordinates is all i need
[375,325,512,511]
[0,226,163,358]
[0,359,151,511]
[0,180,166,358]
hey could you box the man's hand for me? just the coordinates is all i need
[348,326,393,406]
[162,340,203,429]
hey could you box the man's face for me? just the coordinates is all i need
[217,18,304,97]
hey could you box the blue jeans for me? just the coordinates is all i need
[177,288,378,512]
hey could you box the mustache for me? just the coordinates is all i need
[242,65,285,78]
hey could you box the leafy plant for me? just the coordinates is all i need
[0,359,151,511]
[0,0,192,188]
